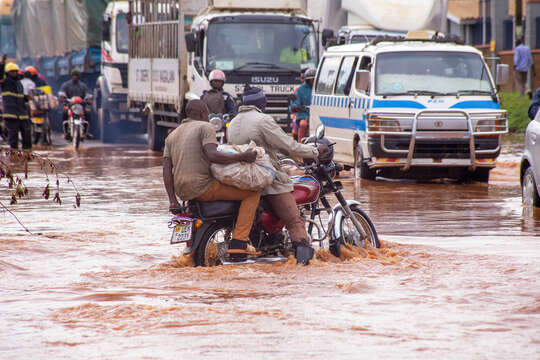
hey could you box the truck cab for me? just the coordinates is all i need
[185,1,319,129]
[95,0,142,143]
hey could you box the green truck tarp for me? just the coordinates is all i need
[11,0,108,58]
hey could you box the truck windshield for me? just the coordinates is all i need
[206,22,318,72]
[375,51,495,95]
[116,13,129,54]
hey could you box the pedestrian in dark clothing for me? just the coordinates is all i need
[0,55,32,150]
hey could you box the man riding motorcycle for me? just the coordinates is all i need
[200,69,237,118]
[59,69,92,139]
[290,68,316,142]
[227,85,328,265]
[163,99,260,262]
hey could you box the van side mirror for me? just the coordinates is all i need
[185,32,196,53]
[322,29,335,47]
[102,18,111,42]
[355,70,370,93]
[496,64,509,85]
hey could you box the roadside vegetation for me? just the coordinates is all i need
[499,92,531,133]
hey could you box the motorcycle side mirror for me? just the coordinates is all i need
[316,124,325,140]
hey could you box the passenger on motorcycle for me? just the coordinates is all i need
[200,69,237,117]
[59,69,92,140]
[163,99,260,262]
[290,68,315,142]
[25,66,48,88]
[228,85,328,264]
[0,56,32,150]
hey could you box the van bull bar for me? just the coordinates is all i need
[365,109,508,171]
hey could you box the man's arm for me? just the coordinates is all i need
[260,116,319,158]
[163,157,180,207]
[203,143,257,164]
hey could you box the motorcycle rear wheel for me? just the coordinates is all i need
[195,223,232,267]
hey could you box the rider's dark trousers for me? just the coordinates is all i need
[266,192,308,244]
[5,118,32,150]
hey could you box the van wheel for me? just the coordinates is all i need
[354,145,376,180]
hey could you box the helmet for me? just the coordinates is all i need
[209,69,226,82]
[25,66,38,76]
[304,68,316,80]
[303,136,334,164]
[5,62,19,72]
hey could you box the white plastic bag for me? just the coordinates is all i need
[211,141,276,191]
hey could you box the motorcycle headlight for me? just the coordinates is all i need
[72,104,84,116]
[209,117,222,131]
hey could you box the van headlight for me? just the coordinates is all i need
[367,113,402,132]
[473,112,507,133]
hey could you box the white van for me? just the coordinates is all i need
[310,36,509,182]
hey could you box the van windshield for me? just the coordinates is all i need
[206,22,318,72]
[375,51,495,96]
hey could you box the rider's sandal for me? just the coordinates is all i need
[226,239,261,262]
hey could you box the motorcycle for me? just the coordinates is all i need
[208,113,230,144]
[169,125,379,267]
[61,94,92,149]
[30,89,53,145]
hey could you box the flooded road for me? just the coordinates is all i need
[1,137,539,359]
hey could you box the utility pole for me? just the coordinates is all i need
[515,0,523,41]
[482,0,487,44]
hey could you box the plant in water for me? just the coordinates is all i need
[0,149,81,233]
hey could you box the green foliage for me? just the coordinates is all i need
[499,92,531,133]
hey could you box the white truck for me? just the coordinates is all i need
[128,0,326,151]
[95,0,144,143]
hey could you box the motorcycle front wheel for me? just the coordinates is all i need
[195,223,232,267]
[73,124,80,149]
[332,206,379,257]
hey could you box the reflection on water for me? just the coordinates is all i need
[1,142,539,358]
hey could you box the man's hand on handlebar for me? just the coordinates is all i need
[317,144,329,155]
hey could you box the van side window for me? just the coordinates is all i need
[335,56,359,95]
[315,57,341,95]
[359,56,372,70]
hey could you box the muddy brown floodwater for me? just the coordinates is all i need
[1,138,539,359]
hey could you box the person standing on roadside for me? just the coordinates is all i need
[514,37,534,97]
[0,54,32,150]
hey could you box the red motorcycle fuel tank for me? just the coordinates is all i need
[292,176,320,205]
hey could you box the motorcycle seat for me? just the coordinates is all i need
[188,200,240,220]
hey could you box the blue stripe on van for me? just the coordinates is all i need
[450,100,500,109]
[320,116,366,131]
[372,100,426,109]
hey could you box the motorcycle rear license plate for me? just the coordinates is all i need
[170,221,192,244]
[32,117,44,124]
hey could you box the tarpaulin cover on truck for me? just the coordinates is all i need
[11,0,107,58]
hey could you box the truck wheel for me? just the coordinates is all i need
[354,144,376,180]
[469,168,490,183]
[147,113,167,151]
[99,109,116,143]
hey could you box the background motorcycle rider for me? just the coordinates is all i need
[0,56,32,150]
[227,85,328,265]
[200,69,237,117]
[59,69,92,140]
[163,99,259,262]
[290,68,316,142]
[25,66,48,88]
